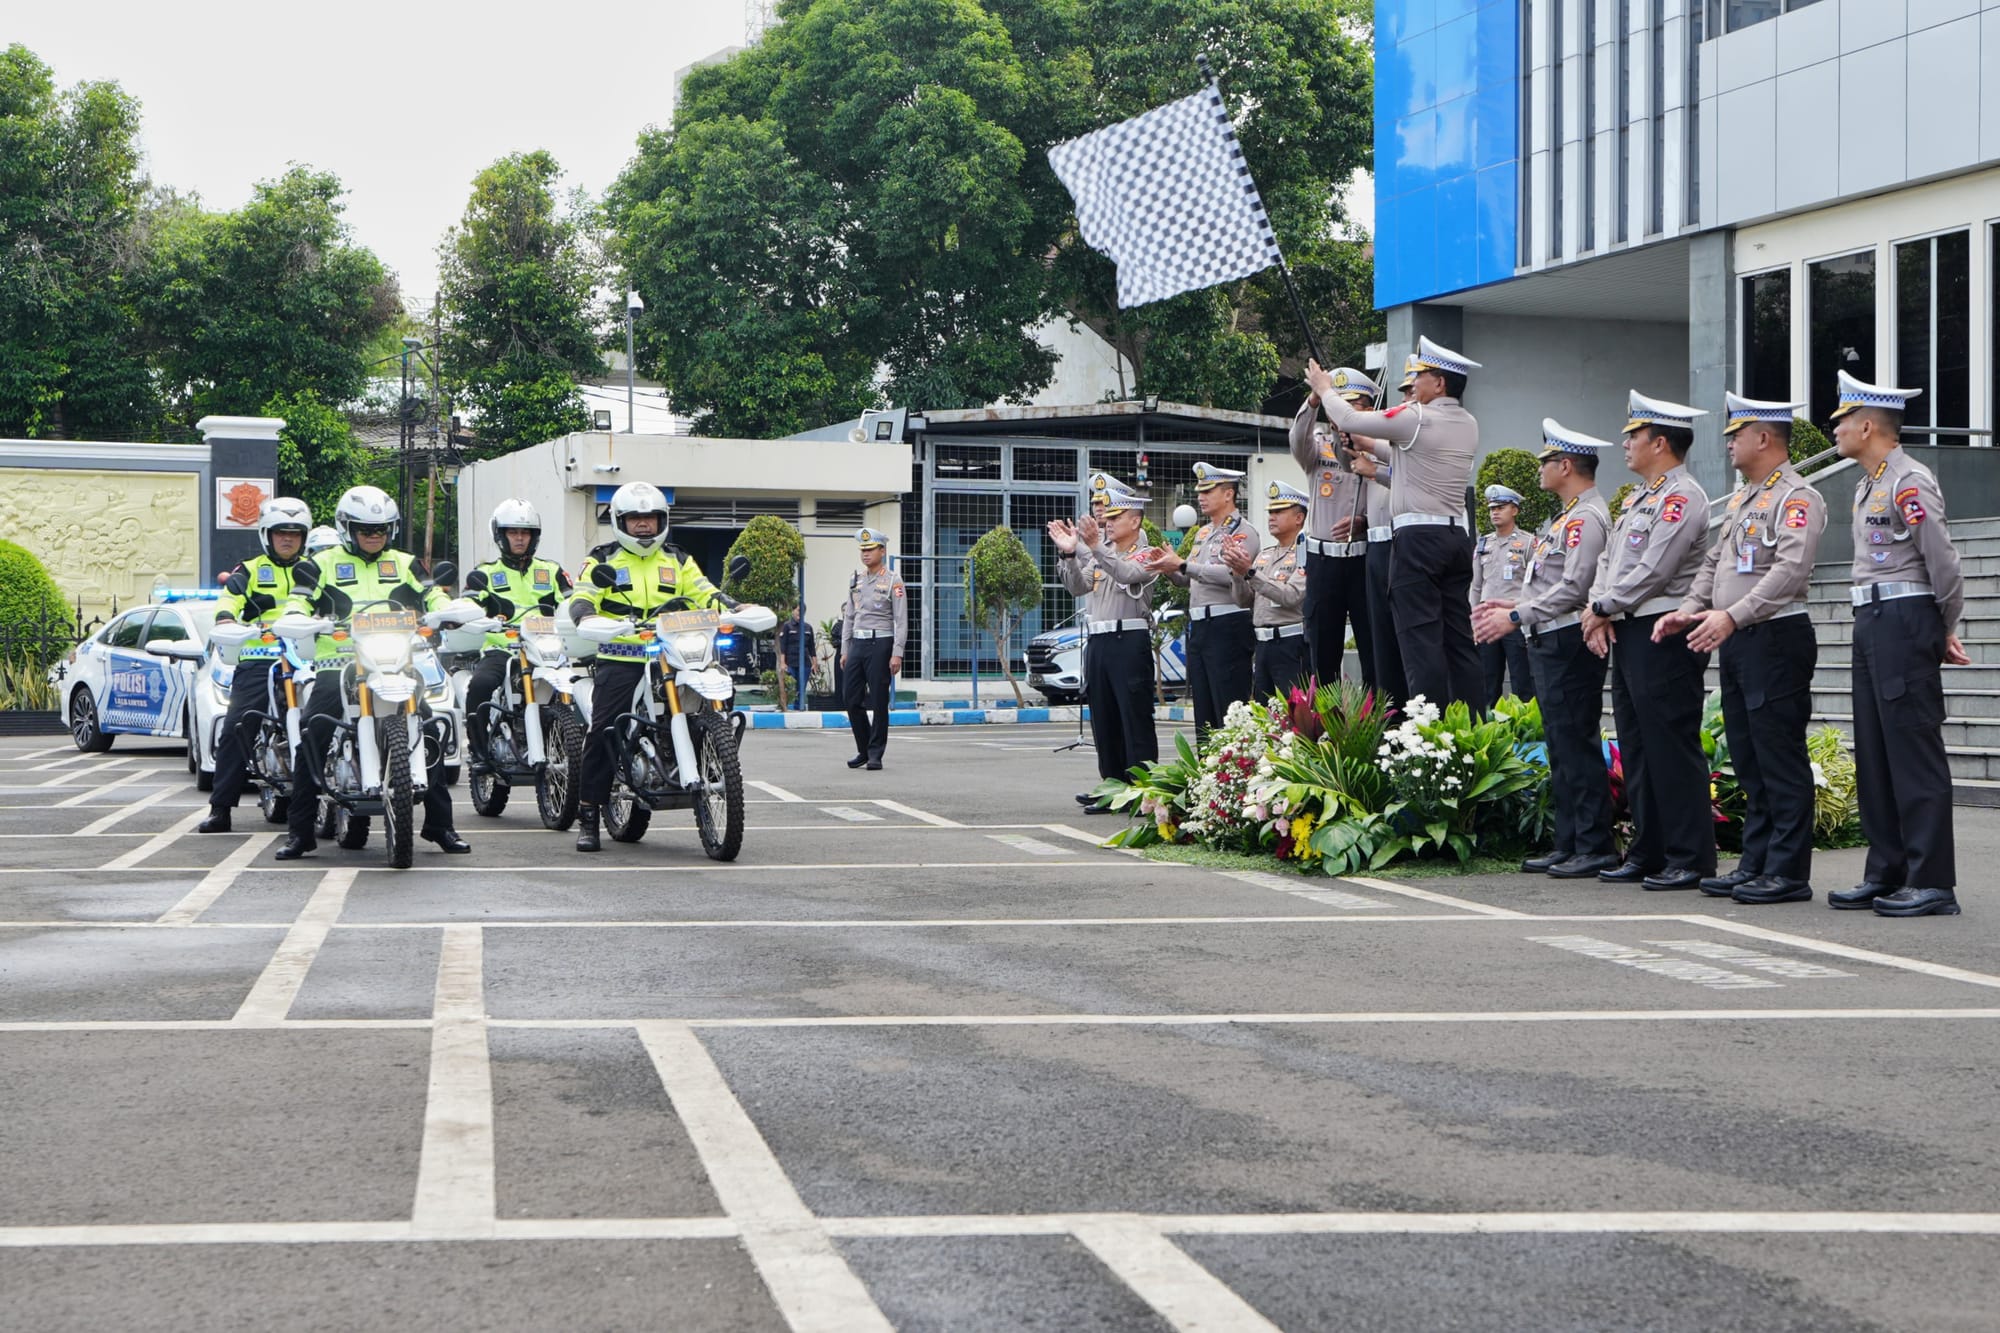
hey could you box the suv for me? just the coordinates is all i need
[1028,611,1187,704]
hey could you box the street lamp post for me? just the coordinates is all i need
[625,290,645,433]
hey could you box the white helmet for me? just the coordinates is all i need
[333,485,400,554]
[258,497,312,560]
[490,498,543,561]
[609,482,670,556]
[305,525,340,556]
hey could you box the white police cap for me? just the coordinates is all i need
[1265,480,1309,511]
[1191,461,1246,491]
[1327,367,1381,402]
[1829,368,1923,421]
[1624,390,1708,434]
[1537,418,1613,461]
[854,527,890,549]
[1397,352,1421,390]
[1722,390,1805,437]
[1100,482,1149,515]
[1414,335,1482,377]
[1483,484,1525,506]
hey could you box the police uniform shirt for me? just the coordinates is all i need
[1851,449,1965,628]
[842,567,908,656]
[1171,513,1260,608]
[1590,466,1711,614]
[1512,490,1612,628]
[1470,528,1534,605]
[1288,405,1365,543]
[1365,471,1392,533]
[1233,538,1306,626]
[218,555,301,657]
[1319,395,1479,520]
[1682,463,1826,625]
[1062,538,1156,623]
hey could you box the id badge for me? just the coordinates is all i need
[1736,542,1756,574]
[1501,566,1515,581]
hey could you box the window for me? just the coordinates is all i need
[1616,0,1630,245]
[1741,270,1792,403]
[1807,251,1876,428]
[1583,0,1596,252]
[933,443,1002,481]
[814,500,866,529]
[1011,447,1078,482]
[1686,2,1703,226]
[1896,231,1971,445]
[145,610,191,644]
[1521,0,1536,265]
[1552,0,1565,260]
[103,613,146,649]
[1649,0,1665,236]
[1701,0,1824,36]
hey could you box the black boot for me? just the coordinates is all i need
[575,804,601,853]
[274,834,317,861]
[196,808,232,834]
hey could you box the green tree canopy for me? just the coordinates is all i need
[966,524,1042,704]
[725,515,807,702]
[267,389,371,525]
[437,150,607,454]
[1474,449,1555,535]
[0,540,71,665]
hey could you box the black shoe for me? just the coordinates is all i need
[274,835,317,861]
[575,805,601,853]
[1700,866,1759,897]
[866,760,882,771]
[1597,860,1656,884]
[1082,802,1118,815]
[1732,875,1813,905]
[423,828,472,854]
[1547,852,1620,879]
[1076,792,1100,807]
[847,755,867,769]
[1829,881,1896,911]
[196,809,232,834]
[1872,886,1960,917]
[1521,850,1570,873]
[1642,868,1705,891]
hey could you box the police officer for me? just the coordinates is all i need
[1583,391,1716,889]
[1143,462,1258,740]
[305,525,339,558]
[841,527,906,771]
[1290,371,1375,687]
[197,497,312,834]
[1309,337,1485,711]
[566,483,729,851]
[1828,370,1967,917]
[1352,356,1419,704]
[1654,392,1826,905]
[461,499,573,771]
[1228,481,1311,697]
[1471,484,1537,707]
[275,485,474,860]
[1051,481,1158,810]
[1472,421,1617,878]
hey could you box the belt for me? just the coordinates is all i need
[1303,536,1367,558]
[1187,603,1248,620]
[1607,595,1680,623]
[1087,618,1149,635]
[1851,581,1934,608]
[1366,526,1393,543]
[1525,611,1582,639]
[1254,623,1307,641]
[852,628,894,639]
[1767,603,1811,621]
[1392,513,1465,532]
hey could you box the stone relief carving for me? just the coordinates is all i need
[0,469,199,623]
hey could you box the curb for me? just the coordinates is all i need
[740,705,1196,729]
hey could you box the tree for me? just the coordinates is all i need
[966,524,1042,705]
[1474,449,1555,535]
[0,45,161,440]
[1790,416,1832,470]
[724,515,807,704]
[267,389,370,525]
[437,150,607,455]
[0,540,71,665]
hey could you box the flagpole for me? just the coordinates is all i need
[1194,53,1326,369]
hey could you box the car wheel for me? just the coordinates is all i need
[70,687,114,753]
[190,707,213,791]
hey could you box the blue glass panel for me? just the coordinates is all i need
[1435,0,1478,24]
[1372,192,1403,306]
[1434,95,1474,177]
[1433,173,1480,294]
[1476,0,1519,89]
[1375,111,1400,195]
[1475,164,1519,286]
[1394,110,1437,192]
[1472,78,1518,170]
[1434,14,1477,104]
[1386,0,1437,44]
[1394,32,1437,116]
[1399,189,1439,302]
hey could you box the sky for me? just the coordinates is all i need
[13,0,750,306]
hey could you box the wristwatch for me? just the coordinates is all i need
[1508,609,1522,626]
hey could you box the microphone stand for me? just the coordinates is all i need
[1052,601,1095,753]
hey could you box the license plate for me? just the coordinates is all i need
[353,611,417,635]
[521,614,556,635]
[657,610,722,633]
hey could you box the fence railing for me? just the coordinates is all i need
[0,618,89,713]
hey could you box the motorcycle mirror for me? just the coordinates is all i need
[727,554,752,583]
[592,563,621,588]
[424,561,457,588]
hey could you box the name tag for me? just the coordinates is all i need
[1736,542,1756,574]
[1501,566,1514,581]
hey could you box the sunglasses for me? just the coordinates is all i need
[350,524,390,537]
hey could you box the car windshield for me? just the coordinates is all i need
[149,603,219,644]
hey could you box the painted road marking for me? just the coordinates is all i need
[986,833,1073,857]
[1071,1218,1282,1333]
[71,784,180,833]
[50,767,152,806]
[411,925,495,1237]
[819,806,882,822]
[1220,870,1387,911]
[156,832,280,924]
[233,868,358,1025]
[97,808,206,871]
[872,799,963,827]
[39,757,135,786]
[1531,934,1782,990]
[1340,875,1530,919]
[746,779,806,803]
[637,1021,892,1333]
[1686,915,2000,992]
[1646,939,1856,979]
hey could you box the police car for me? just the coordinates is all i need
[1027,611,1188,704]
[50,591,222,784]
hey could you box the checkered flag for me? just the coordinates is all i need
[1048,84,1282,309]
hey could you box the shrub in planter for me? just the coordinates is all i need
[0,541,70,670]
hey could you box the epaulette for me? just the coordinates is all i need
[586,540,622,561]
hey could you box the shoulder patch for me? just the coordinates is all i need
[1660,494,1688,524]
[256,565,277,586]
[335,562,357,582]
[1564,518,1585,549]
[1782,496,1812,530]
[377,560,398,579]
[533,568,552,589]
[490,570,510,588]
[1895,485,1926,525]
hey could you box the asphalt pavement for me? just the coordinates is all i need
[1,721,1997,1331]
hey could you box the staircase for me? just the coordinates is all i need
[1804,515,2000,806]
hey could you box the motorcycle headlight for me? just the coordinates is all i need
[671,631,713,669]
[358,632,413,672]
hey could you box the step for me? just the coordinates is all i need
[1950,778,2000,808]
[1809,618,2000,646]
[1808,662,2000,690]
[1816,713,2000,750]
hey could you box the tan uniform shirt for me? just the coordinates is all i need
[1319,395,1479,521]
[1232,537,1305,626]
[1851,448,1965,627]
[1514,489,1612,629]
[1365,474,1392,536]
[1681,462,1826,627]
[1289,404,1367,544]
[1470,528,1534,605]
[1170,511,1260,611]
[1590,465,1711,615]
[841,566,907,656]
[1059,539,1156,624]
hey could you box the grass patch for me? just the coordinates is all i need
[1138,842,1525,879]
[1369,854,1524,880]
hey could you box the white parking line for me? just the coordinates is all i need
[0,744,73,762]
[637,1021,892,1333]
[1338,875,1530,919]
[871,799,963,827]
[1070,1219,1282,1333]
[1218,870,1394,911]
[8,859,1169,876]
[1685,915,2000,992]
[97,808,205,871]
[39,756,135,786]
[746,779,806,803]
[818,806,882,823]
[28,751,98,771]
[411,925,495,1237]
[71,785,181,833]
[986,833,1073,856]
[53,768,155,809]
[157,832,282,924]
[234,869,358,1025]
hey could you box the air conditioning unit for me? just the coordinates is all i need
[849,408,908,444]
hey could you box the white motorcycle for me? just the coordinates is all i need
[448,614,593,829]
[201,621,317,826]
[275,597,497,869]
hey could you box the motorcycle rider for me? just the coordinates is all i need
[461,499,573,770]
[305,525,340,558]
[565,482,727,853]
[274,485,476,860]
[197,497,313,833]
